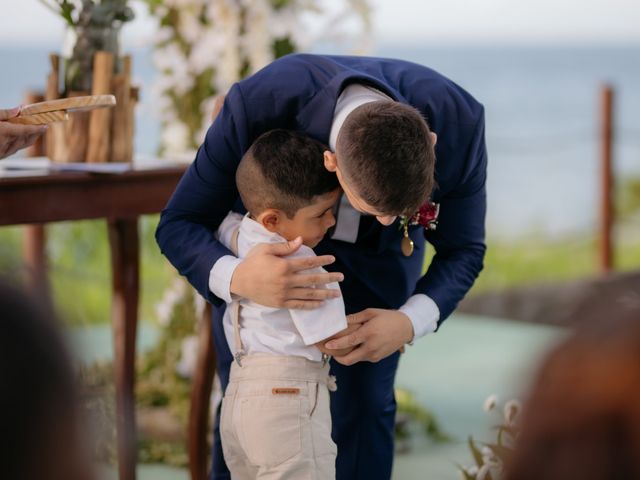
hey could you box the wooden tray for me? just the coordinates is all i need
[19,94,116,116]
[8,110,69,125]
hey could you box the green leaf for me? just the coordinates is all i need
[495,424,518,446]
[468,436,484,467]
[273,37,296,59]
[456,464,476,480]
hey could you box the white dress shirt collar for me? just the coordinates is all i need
[238,213,287,246]
[329,83,393,152]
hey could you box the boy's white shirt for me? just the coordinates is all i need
[209,83,440,341]
[216,212,348,362]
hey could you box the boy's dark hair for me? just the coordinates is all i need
[236,129,339,218]
[336,100,436,216]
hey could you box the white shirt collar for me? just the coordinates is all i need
[239,213,287,246]
[329,83,392,152]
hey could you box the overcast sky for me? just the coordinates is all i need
[1,0,639,47]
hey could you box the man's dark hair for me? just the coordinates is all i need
[236,129,339,218]
[336,100,435,216]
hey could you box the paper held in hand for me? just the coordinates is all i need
[5,95,117,125]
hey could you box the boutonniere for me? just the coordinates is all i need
[398,201,440,256]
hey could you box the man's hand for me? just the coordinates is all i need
[230,236,345,309]
[315,323,360,358]
[0,107,48,159]
[324,309,414,365]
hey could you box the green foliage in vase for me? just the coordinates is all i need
[38,0,135,92]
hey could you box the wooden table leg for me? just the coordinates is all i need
[188,302,216,480]
[108,218,139,480]
[22,224,50,306]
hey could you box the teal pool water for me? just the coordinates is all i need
[69,313,564,480]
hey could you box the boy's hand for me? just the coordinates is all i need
[315,323,360,358]
[326,309,414,366]
[230,236,344,309]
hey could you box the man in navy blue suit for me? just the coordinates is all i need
[156,53,487,479]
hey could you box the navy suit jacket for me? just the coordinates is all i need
[156,54,487,327]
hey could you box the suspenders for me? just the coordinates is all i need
[229,227,246,366]
[228,225,330,367]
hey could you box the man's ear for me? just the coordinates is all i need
[258,209,281,232]
[430,131,437,146]
[324,150,338,172]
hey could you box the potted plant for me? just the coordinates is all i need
[39,0,135,93]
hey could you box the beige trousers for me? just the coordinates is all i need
[220,354,338,480]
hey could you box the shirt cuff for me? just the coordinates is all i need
[208,255,242,303]
[399,294,440,341]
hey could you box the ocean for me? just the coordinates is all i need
[2,44,639,239]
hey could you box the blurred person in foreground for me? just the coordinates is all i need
[504,306,640,480]
[0,281,94,480]
[0,106,48,159]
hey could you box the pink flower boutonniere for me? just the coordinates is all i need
[399,201,440,256]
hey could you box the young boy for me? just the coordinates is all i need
[216,129,352,479]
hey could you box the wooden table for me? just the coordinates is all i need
[0,160,187,480]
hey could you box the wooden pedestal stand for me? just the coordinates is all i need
[45,52,138,163]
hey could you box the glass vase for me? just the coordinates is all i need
[62,23,122,94]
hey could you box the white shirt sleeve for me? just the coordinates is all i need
[287,245,348,345]
[209,212,244,303]
[399,294,440,340]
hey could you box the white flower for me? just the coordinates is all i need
[193,292,206,318]
[240,0,275,73]
[155,277,188,325]
[176,335,199,379]
[153,26,174,44]
[476,464,491,480]
[164,0,199,8]
[466,465,479,476]
[482,446,501,467]
[178,9,205,44]
[189,30,227,74]
[152,42,182,71]
[155,300,173,326]
[504,399,522,425]
[162,121,191,154]
[147,0,372,165]
[483,394,498,412]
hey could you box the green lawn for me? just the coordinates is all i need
[1,218,639,326]
[0,216,175,326]
[469,233,640,294]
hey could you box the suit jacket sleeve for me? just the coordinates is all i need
[414,111,488,326]
[155,84,250,306]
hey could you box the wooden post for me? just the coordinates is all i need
[111,55,133,162]
[66,90,92,162]
[87,51,114,162]
[108,218,139,480]
[23,91,46,157]
[188,303,216,480]
[22,90,51,308]
[45,54,66,161]
[599,85,614,274]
